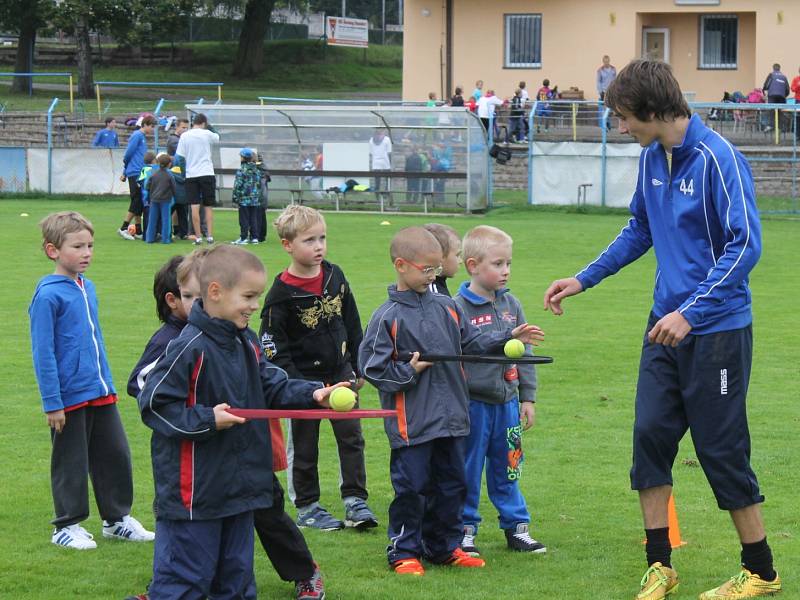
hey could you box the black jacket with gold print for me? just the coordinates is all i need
[259,261,363,382]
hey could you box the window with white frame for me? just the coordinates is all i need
[504,14,541,68]
[700,14,737,69]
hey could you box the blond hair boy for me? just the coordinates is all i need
[30,211,153,550]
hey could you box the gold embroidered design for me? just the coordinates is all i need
[297,295,343,329]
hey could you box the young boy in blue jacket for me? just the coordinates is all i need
[544,60,781,599]
[139,245,345,599]
[455,225,546,557]
[118,116,156,240]
[29,211,154,550]
[359,226,543,576]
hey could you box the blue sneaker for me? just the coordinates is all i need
[344,498,378,530]
[296,505,344,531]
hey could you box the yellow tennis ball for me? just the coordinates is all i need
[504,339,525,359]
[329,387,357,412]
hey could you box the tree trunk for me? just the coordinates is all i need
[75,15,94,99]
[11,22,36,94]
[232,0,275,77]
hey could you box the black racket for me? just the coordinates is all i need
[416,353,553,365]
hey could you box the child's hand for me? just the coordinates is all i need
[511,323,545,346]
[120,174,126,182]
[520,402,536,431]
[409,351,433,373]
[46,409,65,433]
[213,403,247,429]
[312,381,352,407]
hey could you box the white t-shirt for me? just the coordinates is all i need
[176,128,220,178]
[477,95,503,118]
[369,136,393,169]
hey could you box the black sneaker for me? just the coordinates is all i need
[295,563,325,600]
[461,524,480,557]
[504,523,546,553]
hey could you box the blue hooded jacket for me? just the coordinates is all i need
[29,275,115,413]
[122,129,148,178]
[576,114,761,334]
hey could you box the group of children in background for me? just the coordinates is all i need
[30,205,547,600]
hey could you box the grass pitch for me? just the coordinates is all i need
[0,198,797,599]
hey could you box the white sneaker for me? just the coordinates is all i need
[231,238,248,245]
[52,524,97,550]
[206,237,215,245]
[102,515,155,542]
[249,239,259,245]
[193,237,204,246]
[117,228,135,241]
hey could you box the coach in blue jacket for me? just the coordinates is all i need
[543,60,781,599]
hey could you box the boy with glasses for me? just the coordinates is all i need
[359,226,543,576]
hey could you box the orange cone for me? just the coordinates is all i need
[667,494,687,548]
[642,494,687,548]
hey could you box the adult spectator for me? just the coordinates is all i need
[368,129,392,195]
[544,59,781,600]
[762,63,789,104]
[476,90,505,138]
[117,116,156,240]
[92,117,119,148]
[596,55,617,101]
[176,113,220,245]
[471,80,484,101]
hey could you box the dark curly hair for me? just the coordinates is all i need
[154,255,184,323]
[604,60,691,122]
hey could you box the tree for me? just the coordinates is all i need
[0,0,53,94]
[232,0,276,77]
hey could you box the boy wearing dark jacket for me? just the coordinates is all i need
[139,245,344,599]
[260,205,376,532]
[358,226,544,575]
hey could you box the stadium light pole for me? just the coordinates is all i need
[382,0,386,44]
[341,0,345,16]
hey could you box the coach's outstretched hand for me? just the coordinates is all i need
[543,277,584,315]
[511,323,545,345]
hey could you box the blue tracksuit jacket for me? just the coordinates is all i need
[29,275,115,413]
[576,114,761,334]
[122,129,148,178]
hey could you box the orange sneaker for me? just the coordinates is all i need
[392,558,425,576]
[444,547,486,568]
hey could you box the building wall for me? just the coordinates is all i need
[403,0,796,102]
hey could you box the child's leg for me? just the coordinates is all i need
[237,206,248,240]
[50,408,91,528]
[485,401,530,530]
[209,511,257,600]
[253,476,315,582]
[463,401,493,531]
[151,517,223,598]
[421,436,467,563]
[287,419,322,510]
[145,202,160,243]
[330,417,368,502]
[247,205,260,240]
[387,442,434,563]
[87,403,133,523]
[160,201,173,243]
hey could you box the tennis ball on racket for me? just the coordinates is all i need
[504,339,525,359]
[329,387,357,412]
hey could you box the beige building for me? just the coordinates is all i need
[402,0,798,103]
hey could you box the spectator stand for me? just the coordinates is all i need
[190,103,489,213]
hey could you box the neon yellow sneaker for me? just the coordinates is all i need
[636,562,679,599]
[699,569,781,598]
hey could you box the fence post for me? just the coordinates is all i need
[774,109,779,145]
[527,101,538,205]
[793,105,798,206]
[47,97,60,195]
[601,105,610,207]
[153,98,165,153]
[217,85,222,103]
[69,74,74,113]
[95,84,102,119]
[488,112,494,207]
[572,101,577,142]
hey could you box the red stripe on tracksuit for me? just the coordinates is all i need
[180,353,204,513]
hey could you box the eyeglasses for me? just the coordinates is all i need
[402,259,443,277]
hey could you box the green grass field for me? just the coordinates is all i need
[0,198,797,599]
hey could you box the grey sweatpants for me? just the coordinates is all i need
[50,403,133,528]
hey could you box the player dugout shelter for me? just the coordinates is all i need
[186,104,490,213]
